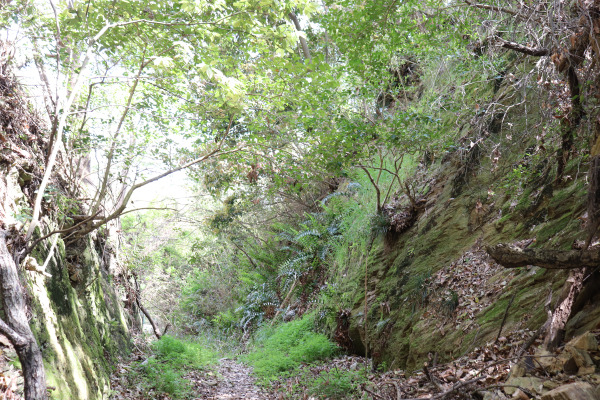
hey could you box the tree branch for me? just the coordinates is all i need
[118,207,179,217]
[230,240,260,270]
[22,210,102,260]
[357,165,382,213]
[25,20,123,241]
[91,50,149,214]
[493,37,550,57]
[136,297,163,340]
[0,317,27,348]
[486,243,600,269]
[70,142,244,241]
[289,11,311,61]
[464,0,519,17]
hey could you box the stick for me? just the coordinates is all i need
[270,280,297,326]
[495,293,516,342]
[41,233,60,270]
[423,362,444,392]
[382,381,402,400]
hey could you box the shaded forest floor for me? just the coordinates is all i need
[106,329,600,400]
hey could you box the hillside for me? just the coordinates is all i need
[1,1,600,400]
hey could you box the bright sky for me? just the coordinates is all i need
[5,21,194,214]
[129,170,192,210]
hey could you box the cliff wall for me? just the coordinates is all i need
[1,165,132,399]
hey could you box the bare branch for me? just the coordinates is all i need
[464,0,519,17]
[357,165,382,213]
[106,12,248,28]
[118,207,179,217]
[26,21,116,241]
[493,37,550,57]
[0,318,28,348]
[91,50,149,214]
[23,211,102,258]
[72,139,244,241]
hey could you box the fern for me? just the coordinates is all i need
[320,181,361,205]
[294,229,321,241]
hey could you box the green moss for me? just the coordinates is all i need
[479,297,510,324]
[24,234,132,400]
[514,188,533,212]
[494,212,513,231]
[549,188,574,210]
[535,214,571,244]
[497,213,512,224]
[453,329,481,359]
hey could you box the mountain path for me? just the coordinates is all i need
[188,358,275,400]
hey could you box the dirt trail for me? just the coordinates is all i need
[188,358,274,399]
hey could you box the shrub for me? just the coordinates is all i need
[134,335,217,399]
[275,367,367,399]
[244,313,338,381]
[305,369,365,399]
[141,358,191,399]
[152,335,217,368]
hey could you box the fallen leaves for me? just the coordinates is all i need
[187,359,268,399]
[0,336,23,400]
[422,246,517,334]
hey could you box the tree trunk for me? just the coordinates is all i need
[545,268,586,350]
[0,231,47,400]
[485,243,591,350]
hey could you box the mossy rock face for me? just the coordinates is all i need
[25,233,131,400]
[334,103,589,371]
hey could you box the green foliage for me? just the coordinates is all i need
[208,195,243,233]
[441,290,459,314]
[237,212,343,329]
[278,367,366,399]
[134,336,217,399]
[244,313,338,382]
[151,335,212,368]
[181,269,242,328]
[140,362,190,399]
[44,185,82,227]
[304,368,365,399]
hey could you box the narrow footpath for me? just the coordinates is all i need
[187,358,273,400]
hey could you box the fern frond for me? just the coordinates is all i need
[277,232,295,242]
[321,182,361,205]
[294,229,321,241]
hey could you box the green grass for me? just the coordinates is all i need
[134,335,217,399]
[244,313,338,382]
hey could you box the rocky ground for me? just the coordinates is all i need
[357,330,600,400]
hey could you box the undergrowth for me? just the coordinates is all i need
[132,335,217,399]
[243,312,338,383]
[275,367,367,399]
